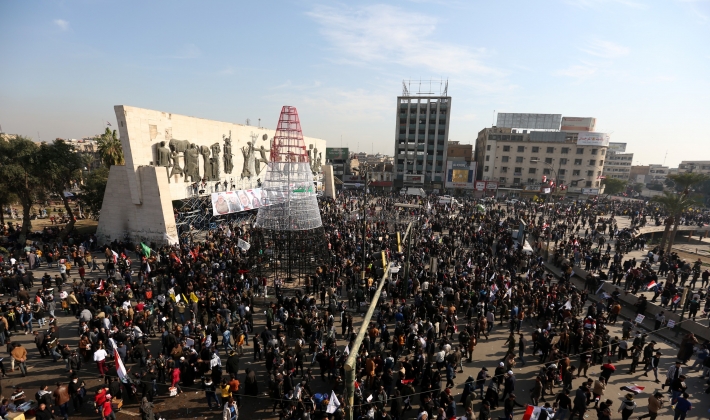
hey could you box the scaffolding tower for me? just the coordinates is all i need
[251,106,327,285]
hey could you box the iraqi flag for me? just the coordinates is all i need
[522,405,543,420]
[491,284,499,294]
[112,250,118,264]
[97,279,106,291]
[114,347,128,383]
[646,281,656,290]
[672,294,681,304]
[620,385,645,395]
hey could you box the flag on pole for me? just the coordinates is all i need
[522,405,542,420]
[140,242,152,257]
[114,346,128,383]
[326,391,340,413]
[112,250,118,264]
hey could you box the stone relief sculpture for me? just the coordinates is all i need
[156,141,172,181]
[200,145,212,180]
[185,143,200,182]
[210,142,221,180]
[255,145,270,175]
[169,149,183,178]
[240,141,255,179]
[223,132,234,174]
[307,144,322,175]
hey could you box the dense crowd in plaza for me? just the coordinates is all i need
[1,192,710,420]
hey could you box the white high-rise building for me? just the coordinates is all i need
[602,142,633,180]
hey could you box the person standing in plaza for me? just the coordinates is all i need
[637,392,664,420]
[617,394,636,420]
[673,392,692,420]
[93,343,108,379]
[11,342,27,377]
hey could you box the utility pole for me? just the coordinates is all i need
[401,221,413,297]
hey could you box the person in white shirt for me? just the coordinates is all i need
[94,344,108,378]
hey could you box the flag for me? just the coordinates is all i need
[672,295,681,304]
[467,259,472,269]
[620,385,645,395]
[140,243,151,257]
[326,391,340,414]
[646,281,656,290]
[97,279,106,291]
[564,300,572,310]
[597,175,606,180]
[491,284,499,294]
[522,405,542,420]
[114,347,128,383]
[238,238,251,251]
[112,250,118,264]
[344,345,349,355]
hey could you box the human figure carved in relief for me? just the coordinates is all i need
[169,147,183,178]
[200,145,212,180]
[156,141,172,181]
[255,145,270,175]
[241,141,254,179]
[185,143,200,182]
[223,133,234,174]
[210,142,221,180]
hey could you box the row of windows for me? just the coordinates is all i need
[399,118,447,124]
[604,161,631,166]
[488,144,605,155]
[495,177,600,188]
[608,155,633,161]
[605,168,630,172]
[493,167,601,177]
[399,128,446,135]
[491,155,603,166]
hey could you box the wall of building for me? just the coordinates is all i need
[394,96,451,186]
[476,128,607,191]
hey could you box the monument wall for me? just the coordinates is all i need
[96,105,327,245]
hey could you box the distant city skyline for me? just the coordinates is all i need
[1,0,708,168]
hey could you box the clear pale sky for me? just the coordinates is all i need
[1,0,708,167]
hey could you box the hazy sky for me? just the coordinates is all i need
[1,0,708,167]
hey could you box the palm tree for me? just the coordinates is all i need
[95,127,125,168]
[652,191,700,254]
[664,173,708,253]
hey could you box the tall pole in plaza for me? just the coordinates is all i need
[361,166,369,281]
[401,221,413,297]
[344,258,391,420]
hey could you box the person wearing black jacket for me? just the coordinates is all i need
[503,393,524,420]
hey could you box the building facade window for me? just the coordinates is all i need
[517,146,525,152]
[516,156,524,163]
[576,148,584,154]
[545,158,553,164]
[528,168,537,174]
[546,147,554,153]
[503,145,510,152]
[502,156,509,162]
[560,158,568,165]
[532,147,539,153]
[574,159,582,165]
[561,148,569,154]
[589,160,596,166]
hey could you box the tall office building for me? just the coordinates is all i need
[394,80,451,189]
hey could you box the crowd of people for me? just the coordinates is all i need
[0,191,709,420]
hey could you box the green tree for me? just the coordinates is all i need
[36,140,85,239]
[651,191,698,253]
[0,184,17,226]
[95,127,125,167]
[663,172,709,252]
[0,135,44,244]
[602,178,627,197]
[632,183,644,194]
[79,166,109,217]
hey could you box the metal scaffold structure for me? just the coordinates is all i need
[251,106,327,285]
[174,194,256,245]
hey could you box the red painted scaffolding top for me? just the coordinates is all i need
[270,106,309,163]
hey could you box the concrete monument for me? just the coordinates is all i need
[96,105,326,245]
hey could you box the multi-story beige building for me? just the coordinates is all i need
[675,161,710,175]
[602,142,633,180]
[475,127,607,195]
